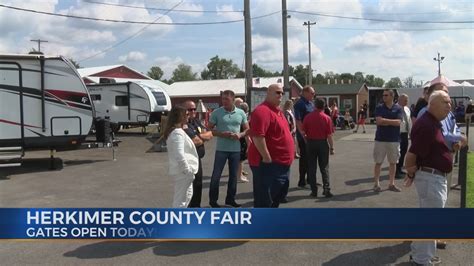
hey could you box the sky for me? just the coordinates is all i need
[0,0,472,84]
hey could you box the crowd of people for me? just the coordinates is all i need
[159,78,467,265]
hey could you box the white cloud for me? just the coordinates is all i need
[252,34,322,72]
[216,4,242,21]
[340,30,473,81]
[176,2,204,17]
[345,31,390,50]
[153,56,203,79]
[362,0,474,30]
[119,51,147,62]
[60,1,174,36]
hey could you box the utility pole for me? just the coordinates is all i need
[244,0,253,106]
[282,0,290,92]
[303,21,316,86]
[433,52,445,76]
[30,39,48,52]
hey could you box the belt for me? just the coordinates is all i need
[419,167,448,177]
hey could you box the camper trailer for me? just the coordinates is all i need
[0,54,117,167]
[87,80,171,132]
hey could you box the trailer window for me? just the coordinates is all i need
[152,92,167,106]
[115,96,129,106]
[91,94,101,101]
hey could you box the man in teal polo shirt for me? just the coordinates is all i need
[208,90,249,208]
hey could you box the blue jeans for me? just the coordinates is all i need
[209,151,240,204]
[251,162,290,208]
[411,170,447,265]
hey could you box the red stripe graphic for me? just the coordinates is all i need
[0,119,42,129]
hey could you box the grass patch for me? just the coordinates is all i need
[467,153,474,208]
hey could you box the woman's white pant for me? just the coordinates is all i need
[172,174,194,208]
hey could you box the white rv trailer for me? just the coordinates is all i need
[87,80,171,131]
[0,54,94,151]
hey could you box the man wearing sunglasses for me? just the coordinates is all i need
[373,89,402,193]
[183,100,213,208]
[248,84,294,207]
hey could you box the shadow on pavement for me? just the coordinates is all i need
[317,189,379,202]
[0,158,109,179]
[152,241,246,257]
[64,241,245,258]
[0,158,64,179]
[322,241,411,266]
[63,241,157,259]
[345,175,390,186]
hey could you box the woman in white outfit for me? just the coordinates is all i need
[160,106,199,208]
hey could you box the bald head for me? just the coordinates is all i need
[266,83,284,107]
[428,90,451,121]
[183,100,196,119]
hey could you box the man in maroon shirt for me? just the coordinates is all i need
[302,98,335,198]
[248,84,295,208]
[404,90,452,265]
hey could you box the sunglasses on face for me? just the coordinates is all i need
[275,91,284,95]
[383,94,390,97]
[187,108,196,112]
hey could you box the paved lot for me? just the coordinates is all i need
[1,124,473,265]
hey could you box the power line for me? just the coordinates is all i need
[83,0,243,13]
[0,4,278,25]
[288,25,473,31]
[288,10,474,24]
[78,1,184,63]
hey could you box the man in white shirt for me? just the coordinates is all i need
[396,94,412,179]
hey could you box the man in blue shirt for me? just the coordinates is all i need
[373,89,402,193]
[208,90,249,208]
[417,83,467,152]
[294,85,315,188]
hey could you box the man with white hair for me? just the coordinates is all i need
[404,90,452,265]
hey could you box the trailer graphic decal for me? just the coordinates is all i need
[0,85,92,111]
[0,119,42,129]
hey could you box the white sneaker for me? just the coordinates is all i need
[238,176,249,183]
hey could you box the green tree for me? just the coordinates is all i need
[313,73,326,84]
[364,74,384,87]
[171,64,197,82]
[235,70,245,78]
[385,77,402,88]
[147,66,163,80]
[354,72,365,83]
[201,55,240,80]
[403,76,415,88]
[291,64,308,86]
[252,64,277,77]
[373,77,385,87]
[324,71,335,79]
[68,58,81,69]
[340,73,354,82]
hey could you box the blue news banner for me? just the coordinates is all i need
[0,208,473,239]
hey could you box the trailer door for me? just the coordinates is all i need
[0,62,24,146]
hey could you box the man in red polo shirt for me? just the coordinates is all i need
[404,90,452,265]
[302,98,335,198]
[248,84,295,208]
